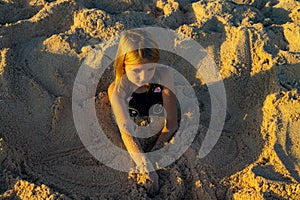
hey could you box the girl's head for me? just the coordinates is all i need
[114,30,160,86]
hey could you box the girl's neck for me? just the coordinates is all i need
[135,85,148,93]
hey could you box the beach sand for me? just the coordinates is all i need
[0,0,300,199]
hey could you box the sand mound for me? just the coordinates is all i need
[1,0,300,199]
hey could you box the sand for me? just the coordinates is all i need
[0,0,300,199]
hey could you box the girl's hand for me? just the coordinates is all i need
[151,125,178,151]
[146,171,159,196]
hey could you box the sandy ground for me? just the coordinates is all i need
[0,0,300,199]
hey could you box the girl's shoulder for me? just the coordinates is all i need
[114,75,135,98]
[154,66,174,91]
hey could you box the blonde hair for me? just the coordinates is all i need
[114,30,160,83]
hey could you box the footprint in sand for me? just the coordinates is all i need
[274,96,300,182]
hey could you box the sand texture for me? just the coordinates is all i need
[0,0,300,199]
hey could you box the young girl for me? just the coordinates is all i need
[108,29,178,195]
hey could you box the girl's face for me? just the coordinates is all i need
[125,63,156,87]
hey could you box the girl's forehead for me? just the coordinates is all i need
[125,63,157,70]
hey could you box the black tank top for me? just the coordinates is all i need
[128,84,164,117]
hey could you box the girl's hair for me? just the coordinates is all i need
[114,30,160,83]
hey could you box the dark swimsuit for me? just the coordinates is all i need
[127,84,164,125]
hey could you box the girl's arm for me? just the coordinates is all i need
[162,87,178,133]
[109,84,159,195]
[152,68,178,149]
[160,67,178,133]
[109,86,150,170]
